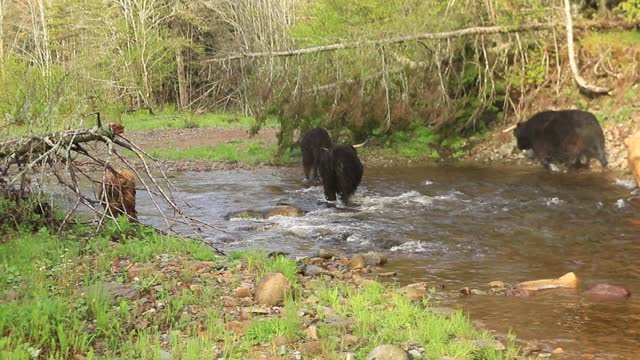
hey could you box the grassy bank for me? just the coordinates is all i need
[0,221,518,359]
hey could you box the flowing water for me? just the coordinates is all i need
[136,164,640,359]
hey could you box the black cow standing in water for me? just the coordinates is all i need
[300,128,333,184]
[514,109,607,171]
[319,143,364,205]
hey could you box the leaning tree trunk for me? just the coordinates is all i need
[563,0,611,95]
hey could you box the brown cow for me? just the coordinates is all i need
[98,168,138,222]
[625,131,640,189]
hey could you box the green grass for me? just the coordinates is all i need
[145,141,278,164]
[1,215,518,359]
[0,107,277,141]
[310,280,520,359]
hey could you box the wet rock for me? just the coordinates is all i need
[303,265,328,277]
[224,205,305,220]
[317,248,340,259]
[377,271,397,277]
[459,287,471,295]
[224,209,264,220]
[625,131,640,188]
[488,281,505,288]
[364,252,387,266]
[506,288,532,297]
[552,347,565,355]
[264,205,306,218]
[584,284,631,299]
[401,282,429,301]
[364,344,410,360]
[470,289,488,295]
[104,283,141,301]
[254,272,292,306]
[351,254,366,269]
[517,272,578,291]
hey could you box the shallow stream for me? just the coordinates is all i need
[136,164,640,359]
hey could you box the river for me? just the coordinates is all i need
[136,164,640,359]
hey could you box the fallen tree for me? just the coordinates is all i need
[0,116,226,253]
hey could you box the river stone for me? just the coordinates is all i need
[506,288,532,297]
[401,282,429,301]
[364,251,387,266]
[254,272,292,306]
[351,254,367,269]
[224,205,305,220]
[584,284,631,299]
[264,205,305,218]
[517,272,578,291]
[317,248,340,259]
[488,281,505,288]
[364,345,410,360]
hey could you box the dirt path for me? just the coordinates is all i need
[126,127,279,150]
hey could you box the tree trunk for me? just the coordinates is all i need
[176,46,189,110]
[563,0,611,94]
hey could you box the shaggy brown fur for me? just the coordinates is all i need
[625,131,640,189]
[98,168,138,221]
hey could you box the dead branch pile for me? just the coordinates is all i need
[0,118,225,253]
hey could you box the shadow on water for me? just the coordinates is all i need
[135,164,640,359]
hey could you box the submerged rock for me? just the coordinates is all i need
[517,272,578,291]
[364,344,410,360]
[224,205,305,220]
[584,284,631,299]
[254,272,292,306]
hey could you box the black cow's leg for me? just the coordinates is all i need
[599,151,608,171]
[323,175,337,202]
[303,156,313,181]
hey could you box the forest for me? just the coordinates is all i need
[0,0,638,148]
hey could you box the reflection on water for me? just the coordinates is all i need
[135,164,639,359]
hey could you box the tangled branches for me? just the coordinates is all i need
[0,116,225,253]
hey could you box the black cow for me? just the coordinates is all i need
[319,144,364,205]
[514,109,607,171]
[300,128,333,184]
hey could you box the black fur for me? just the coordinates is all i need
[319,144,364,204]
[300,128,333,183]
[514,110,607,170]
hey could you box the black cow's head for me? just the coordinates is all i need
[514,122,532,150]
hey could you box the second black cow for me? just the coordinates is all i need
[300,128,333,184]
[514,109,607,171]
[319,144,364,205]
